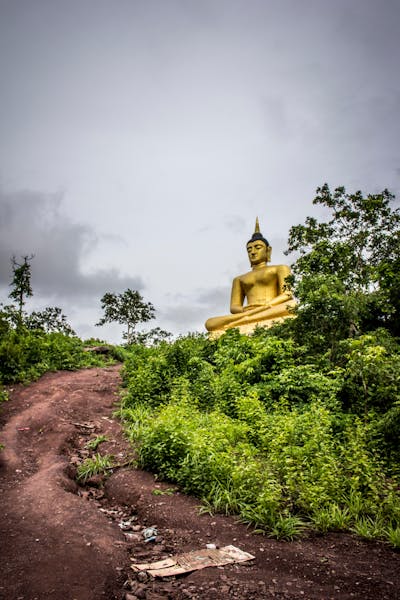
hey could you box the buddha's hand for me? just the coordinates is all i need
[244,303,271,312]
[230,305,245,314]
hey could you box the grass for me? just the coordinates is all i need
[85,435,108,450]
[76,453,114,483]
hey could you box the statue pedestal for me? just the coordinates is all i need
[208,316,290,338]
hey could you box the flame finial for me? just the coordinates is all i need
[247,216,269,247]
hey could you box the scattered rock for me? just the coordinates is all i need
[84,345,112,355]
[136,571,148,583]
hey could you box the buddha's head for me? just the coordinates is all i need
[246,218,272,266]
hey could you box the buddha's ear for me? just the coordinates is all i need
[267,246,272,262]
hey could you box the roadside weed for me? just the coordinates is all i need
[152,487,177,496]
[85,435,108,450]
[352,516,385,540]
[269,515,308,540]
[311,504,350,532]
[76,453,114,483]
[384,525,400,549]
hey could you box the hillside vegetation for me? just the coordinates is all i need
[119,328,400,544]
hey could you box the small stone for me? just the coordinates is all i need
[124,533,142,543]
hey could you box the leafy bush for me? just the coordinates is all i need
[0,328,112,384]
[0,386,8,404]
[120,331,400,543]
[339,332,400,413]
[76,453,114,482]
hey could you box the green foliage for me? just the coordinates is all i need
[2,256,75,337]
[0,328,110,384]
[120,329,400,542]
[339,332,400,413]
[286,184,400,350]
[385,525,400,549]
[129,327,173,346]
[96,289,155,344]
[26,307,75,335]
[269,515,307,541]
[287,185,400,292]
[0,386,8,404]
[352,516,386,540]
[121,333,215,410]
[85,435,108,450]
[286,275,366,358]
[311,504,350,533]
[8,255,34,318]
[76,453,114,483]
[0,254,93,384]
[0,303,22,332]
[152,487,177,496]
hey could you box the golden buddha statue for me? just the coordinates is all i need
[205,218,296,335]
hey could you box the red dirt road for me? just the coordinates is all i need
[0,366,399,600]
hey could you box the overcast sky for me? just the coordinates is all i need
[1,0,399,342]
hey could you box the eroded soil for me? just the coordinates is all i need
[0,365,399,600]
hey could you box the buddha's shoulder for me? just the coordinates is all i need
[270,263,292,272]
[241,264,291,274]
[232,270,252,285]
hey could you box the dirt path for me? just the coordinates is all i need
[0,366,399,600]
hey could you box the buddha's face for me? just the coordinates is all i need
[246,240,269,265]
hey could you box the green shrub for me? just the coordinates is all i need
[0,328,111,384]
[339,332,400,413]
[119,332,400,541]
[0,386,8,404]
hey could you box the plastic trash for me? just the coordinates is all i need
[142,526,158,543]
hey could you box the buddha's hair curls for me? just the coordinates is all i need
[246,232,270,247]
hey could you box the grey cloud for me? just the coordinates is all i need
[197,286,230,308]
[223,215,246,235]
[161,305,208,330]
[160,285,230,332]
[261,96,289,138]
[0,187,144,303]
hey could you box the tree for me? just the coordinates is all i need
[130,327,172,346]
[8,255,34,318]
[0,303,21,336]
[4,254,75,335]
[26,307,76,336]
[287,185,400,292]
[285,184,400,355]
[96,289,155,344]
